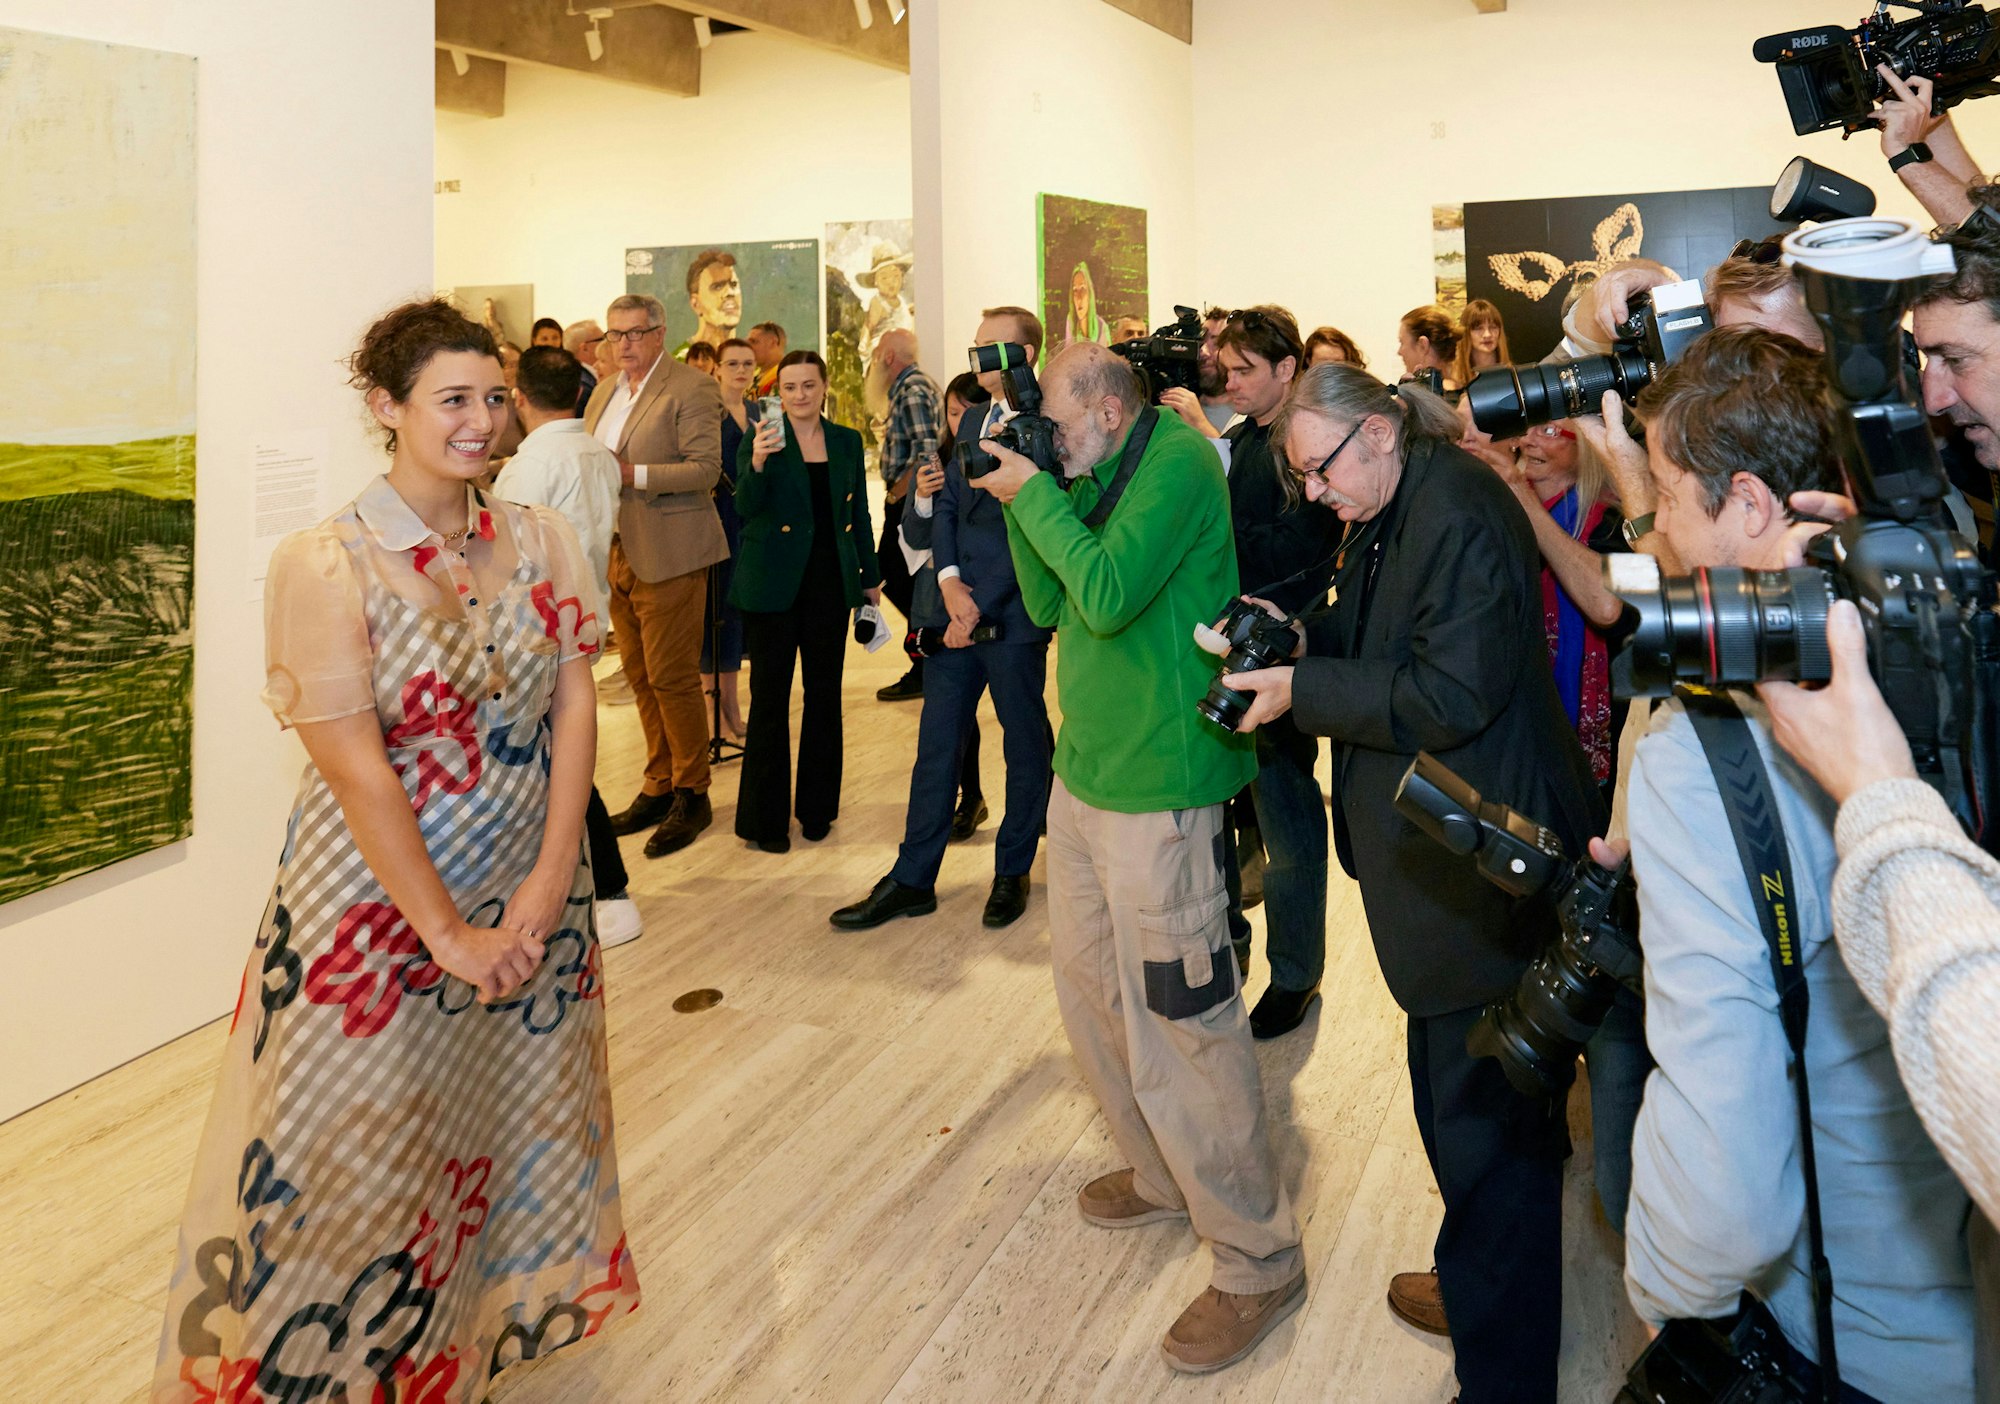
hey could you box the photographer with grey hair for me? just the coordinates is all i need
[1210,363,1603,1404]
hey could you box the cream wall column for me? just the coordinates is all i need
[0,0,434,1120]
[912,0,1198,373]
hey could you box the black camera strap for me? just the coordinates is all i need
[1679,688,1841,1404]
[1081,405,1159,530]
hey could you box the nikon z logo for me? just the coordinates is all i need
[1790,32,1833,47]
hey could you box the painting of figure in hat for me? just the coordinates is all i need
[824,218,914,451]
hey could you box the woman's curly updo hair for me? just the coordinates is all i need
[348,298,499,454]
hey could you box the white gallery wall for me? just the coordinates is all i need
[0,0,434,1121]
[435,33,912,342]
[909,0,1198,370]
[1190,0,2000,372]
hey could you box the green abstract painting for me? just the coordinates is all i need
[0,27,196,906]
[1038,194,1149,352]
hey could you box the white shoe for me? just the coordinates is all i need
[596,895,643,948]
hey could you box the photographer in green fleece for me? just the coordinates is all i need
[972,342,1303,1376]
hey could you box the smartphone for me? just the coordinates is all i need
[758,395,785,444]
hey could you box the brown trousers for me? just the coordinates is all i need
[1046,777,1303,1294]
[607,538,711,796]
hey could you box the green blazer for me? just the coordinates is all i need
[728,416,881,613]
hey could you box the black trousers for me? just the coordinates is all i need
[878,495,915,624]
[736,581,850,844]
[583,786,628,900]
[1409,1003,1568,1404]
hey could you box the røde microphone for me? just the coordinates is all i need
[1752,26,1850,63]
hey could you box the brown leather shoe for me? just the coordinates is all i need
[1075,1169,1188,1229]
[1160,1273,1307,1374]
[1387,1269,1450,1336]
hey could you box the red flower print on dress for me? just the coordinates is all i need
[370,1349,462,1404]
[303,903,427,1038]
[384,672,482,814]
[530,579,599,656]
[575,1234,640,1338]
[179,1354,265,1404]
[411,544,439,579]
[403,1156,492,1288]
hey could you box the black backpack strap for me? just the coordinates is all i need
[1679,688,1841,1404]
[1081,404,1160,530]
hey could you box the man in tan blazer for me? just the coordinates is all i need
[588,292,728,857]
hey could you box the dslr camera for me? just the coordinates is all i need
[1755,1,2000,136]
[1609,216,2000,844]
[961,342,1062,481]
[1196,599,1300,732]
[1465,280,1714,440]
[1395,754,1641,1096]
[1110,305,1204,401]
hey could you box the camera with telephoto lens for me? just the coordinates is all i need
[1466,280,1715,440]
[1111,305,1204,401]
[1754,1,2000,137]
[962,342,1063,480]
[1196,599,1300,732]
[1393,753,1642,1098]
[1609,215,2000,845]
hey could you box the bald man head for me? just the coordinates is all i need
[875,326,920,376]
[1043,342,1144,476]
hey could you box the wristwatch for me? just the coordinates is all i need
[1622,512,1656,546]
[1889,141,1935,173]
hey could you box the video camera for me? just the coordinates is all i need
[1466,280,1714,440]
[1755,1,2000,137]
[1608,215,2000,846]
[1394,753,1641,1097]
[1110,305,1204,401]
[961,342,1062,481]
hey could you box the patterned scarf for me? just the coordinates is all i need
[1543,487,1614,783]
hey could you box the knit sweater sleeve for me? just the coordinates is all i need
[1832,777,2000,1224]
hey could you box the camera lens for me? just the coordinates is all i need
[1197,680,1253,731]
[1466,350,1647,439]
[1620,566,1835,693]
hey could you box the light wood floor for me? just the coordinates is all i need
[2,638,1648,1403]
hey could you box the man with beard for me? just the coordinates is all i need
[684,248,743,353]
[1160,306,1236,434]
[865,328,944,702]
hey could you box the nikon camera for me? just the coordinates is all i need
[961,342,1061,480]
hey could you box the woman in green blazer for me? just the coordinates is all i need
[729,350,882,852]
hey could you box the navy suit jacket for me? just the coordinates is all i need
[901,411,1050,644]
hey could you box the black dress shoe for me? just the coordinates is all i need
[754,834,791,854]
[643,789,712,858]
[609,789,676,836]
[830,876,937,930]
[948,796,989,843]
[1249,981,1322,1040]
[801,821,831,842]
[982,873,1029,928]
[876,667,924,702]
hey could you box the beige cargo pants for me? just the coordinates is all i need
[1046,777,1303,1294]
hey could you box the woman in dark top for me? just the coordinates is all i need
[702,337,758,742]
[730,350,881,852]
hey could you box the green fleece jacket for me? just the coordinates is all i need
[1002,410,1256,814]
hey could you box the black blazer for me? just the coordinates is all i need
[1292,438,1606,1018]
[729,416,880,613]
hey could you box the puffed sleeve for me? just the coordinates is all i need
[525,505,604,664]
[260,528,377,729]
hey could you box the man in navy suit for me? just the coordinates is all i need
[831,307,1055,930]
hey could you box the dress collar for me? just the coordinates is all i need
[355,474,493,553]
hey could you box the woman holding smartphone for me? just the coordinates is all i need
[730,350,881,852]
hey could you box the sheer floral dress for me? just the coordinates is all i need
[154,476,640,1404]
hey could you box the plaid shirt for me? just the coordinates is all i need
[881,364,943,490]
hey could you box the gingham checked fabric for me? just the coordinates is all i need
[153,481,640,1404]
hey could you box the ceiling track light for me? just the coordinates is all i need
[693,15,713,47]
[852,0,875,30]
[447,46,470,76]
[886,0,906,21]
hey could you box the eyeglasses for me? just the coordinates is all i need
[1932,202,2000,243]
[1526,423,1577,441]
[604,325,662,344]
[1229,308,1274,331]
[1729,237,1786,266]
[1291,418,1366,488]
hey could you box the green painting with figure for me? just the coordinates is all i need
[0,27,197,906]
[1038,194,1149,353]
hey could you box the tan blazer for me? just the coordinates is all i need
[584,354,728,583]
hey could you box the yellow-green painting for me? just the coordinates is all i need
[0,27,196,905]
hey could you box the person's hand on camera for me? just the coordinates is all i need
[969,439,1038,504]
[750,416,784,470]
[1778,489,1856,567]
[1588,836,1631,871]
[1576,262,1677,348]
[914,455,946,500]
[425,918,546,1005]
[1238,594,1306,657]
[1757,599,1918,804]
[1159,386,1220,437]
[1875,66,1948,156]
[1215,666,1293,732]
[1575,390,1653,515]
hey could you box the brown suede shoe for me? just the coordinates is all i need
[1387,1269,1450,1336]
[1160,1273,1307,1374]
[1075,1169,1189,1229]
